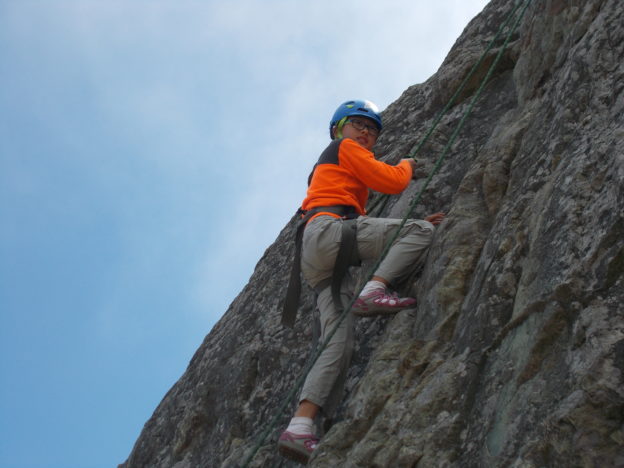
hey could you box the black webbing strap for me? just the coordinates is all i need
[281,205,359,327]
[330,219,359,315]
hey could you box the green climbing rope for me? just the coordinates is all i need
[367,0,524,217]
[241,1,533,466]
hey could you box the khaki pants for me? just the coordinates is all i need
[299,215,434,415]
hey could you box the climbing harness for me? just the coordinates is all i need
[242,1,534,466]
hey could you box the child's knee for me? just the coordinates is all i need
[406,219,435,242]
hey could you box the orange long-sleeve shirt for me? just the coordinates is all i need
[302,138,412,219]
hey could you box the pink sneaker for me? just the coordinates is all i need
[352,289,416,317]
[278,430,319,464]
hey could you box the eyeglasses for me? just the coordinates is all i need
[345,118,380,137]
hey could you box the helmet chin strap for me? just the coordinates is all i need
[334,116,348,139]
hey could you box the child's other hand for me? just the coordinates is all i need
[425,212,445,225]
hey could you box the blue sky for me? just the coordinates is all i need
[0,1,488,467]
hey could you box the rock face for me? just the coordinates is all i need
[121,0,624,466]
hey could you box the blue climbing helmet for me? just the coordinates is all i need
[329,99,382,139]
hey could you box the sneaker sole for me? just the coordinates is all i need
[352,304,415,317]
[352,308,401,317]
[278,444,310,465]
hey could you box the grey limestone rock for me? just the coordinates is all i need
[121,0,624,466]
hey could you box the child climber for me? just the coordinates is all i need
[278,99,444,464]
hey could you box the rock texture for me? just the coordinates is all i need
[121,0,624,466]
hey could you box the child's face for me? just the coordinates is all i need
[340,117,379,150]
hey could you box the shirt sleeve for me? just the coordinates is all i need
[338,138,412,194]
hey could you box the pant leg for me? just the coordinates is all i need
[298,283,354,413]
[356,217,434,285]
[299,216,354,413]
[300,215,343,289]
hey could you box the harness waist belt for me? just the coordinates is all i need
[305,205,359,220]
